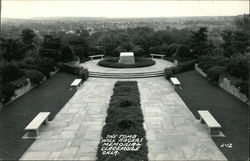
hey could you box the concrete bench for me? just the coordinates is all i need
[170,77,181,89]
[25,112,50,137]
[198,110,222,135]
[71,79,82,88]
[89,54,104,60]
[150,54,165,59]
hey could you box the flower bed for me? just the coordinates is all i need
[96,81,148,161]
[98,57,155,68]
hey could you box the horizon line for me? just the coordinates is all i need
[2,15,244,20]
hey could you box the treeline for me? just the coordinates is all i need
[0,14,249,102]
[196,14,250,97]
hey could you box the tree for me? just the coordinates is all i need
[42,34,61,50]
[227,55,249,80]
[21,28,36,51]
[61,46,74,62]
[0,38,25,61]
[189,27,211,57]
[222,31,235,57]
[69,30,90,61]
[234,14,250,31]
[232,30,249,54]
[222,15,250,56]
[173,44,194,61]
[0,62,24,83]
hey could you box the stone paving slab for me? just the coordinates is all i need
[20,78,116,160]
[20,77,226,160]
[137,77,227,161]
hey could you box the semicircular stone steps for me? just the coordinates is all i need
[89,71,164,79]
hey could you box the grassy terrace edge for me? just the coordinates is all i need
[96,81,148,161]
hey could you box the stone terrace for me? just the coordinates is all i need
[20,76,226,160]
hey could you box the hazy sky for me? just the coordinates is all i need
[2,0,249,19]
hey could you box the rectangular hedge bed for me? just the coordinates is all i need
[96,81,148,161]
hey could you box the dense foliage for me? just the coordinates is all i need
[25,70,45,85]
[98,57,155,68]
[62,63,89,81]
[196,14,250,98]
[164,60,196,79]
[0,14,249,102]
[97,81,148,161]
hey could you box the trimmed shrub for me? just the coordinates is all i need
[164,67,174,79]
[120,100,133,108]
[18,56,56,79]
[164,60,196,79]
[25,70,45,85]
[0,83,16,104]
[79,68,89,81]
[207,65,227,83]
[96,81,148,161]
[172,60,196,74]
[0,63,24,83]
[62,63,84,75]
[62,63,89,81]
[118,119,136,130]
[36,58,56,78]
[98,57,155,68]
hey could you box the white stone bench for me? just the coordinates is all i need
[150,54,165,59]
[25,112,50,137]
[89,54,104,60]
[170,77,181,89]
[70,79,82,88]
[198,110,222,135]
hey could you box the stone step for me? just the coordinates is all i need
[89,71,163,75]
[89,71,163,79]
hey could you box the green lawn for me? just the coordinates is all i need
[0,72,78,160]
[175,70,248,161]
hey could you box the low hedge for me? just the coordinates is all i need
[62,63,82,75]
[10,77,29,89]
[98,57,155,68]
[164,60,196,79]
[62,63,89,81]
[25,70,45,85]
[79,68,89,81]
[96,81,148,161]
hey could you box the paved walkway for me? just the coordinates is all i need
[138,77,226,160]
[80,59,173,73]
[0,72,77,160]
[20,76,226,160]
[20,78,114,160]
